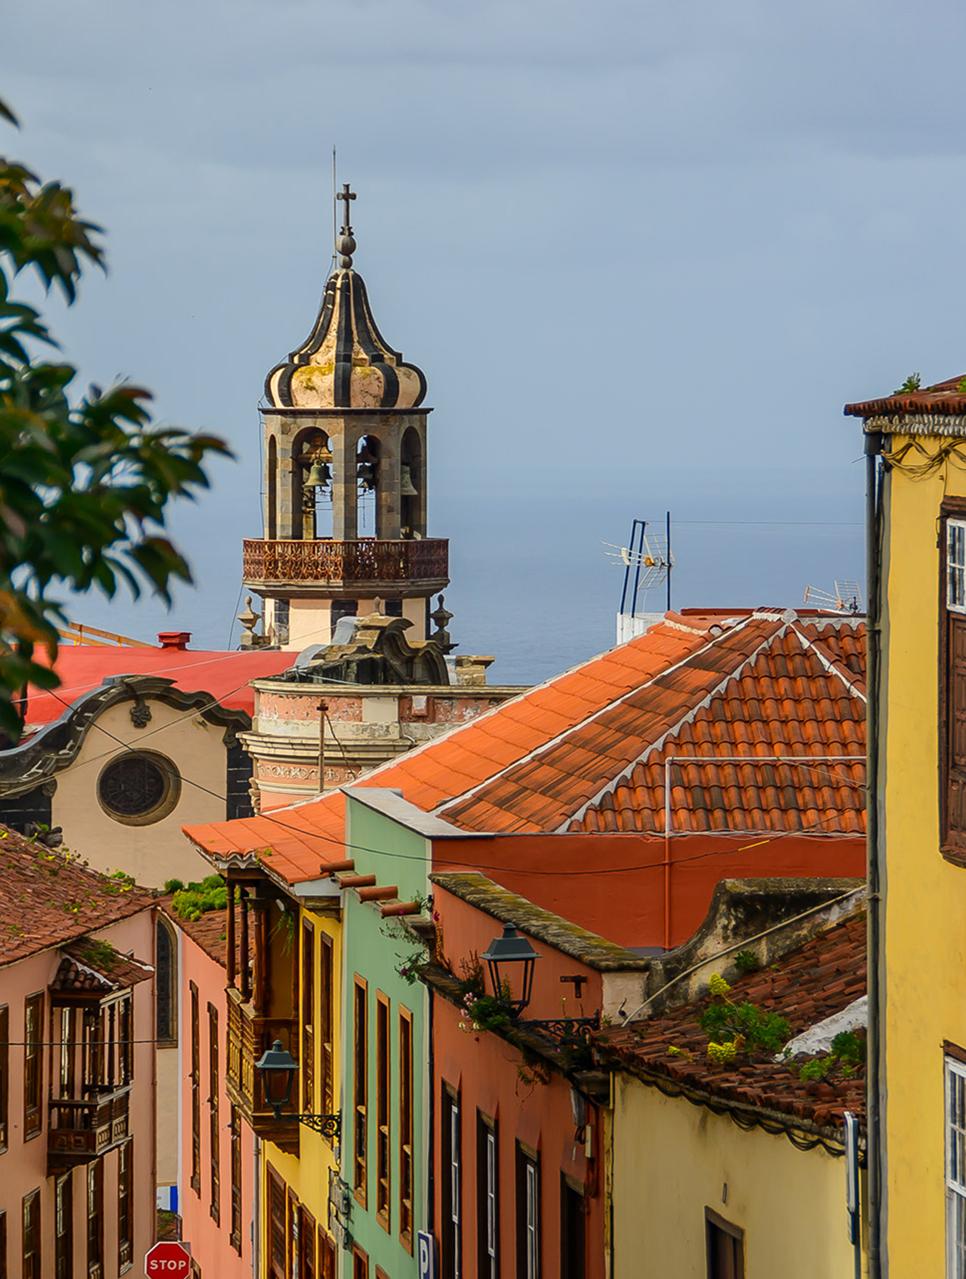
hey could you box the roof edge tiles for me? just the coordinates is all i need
[430,872,650,971]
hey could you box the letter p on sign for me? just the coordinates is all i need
[144,1241,192,1277]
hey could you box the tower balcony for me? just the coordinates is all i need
[242,537,449,597]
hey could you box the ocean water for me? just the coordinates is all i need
[60,466,865,688]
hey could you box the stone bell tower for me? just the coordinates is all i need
[242,185,449,650]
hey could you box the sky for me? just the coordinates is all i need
[6,0,965,682]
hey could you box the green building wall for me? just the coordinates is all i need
[341,794,431,1277]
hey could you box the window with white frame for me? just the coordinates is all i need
[525,1161,539,1279]
[486,1128,498,1275]
[450,1097,461,1279]
[477,1115,498,1279]
[947,1055,966,1276]
[951,521,966,613]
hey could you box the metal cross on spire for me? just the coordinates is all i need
[335,182,357,268]
[336,182,356,232]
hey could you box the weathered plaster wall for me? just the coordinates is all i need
[612,1076,864,1278]
[0,909,155,1279]
[52,700,228,886]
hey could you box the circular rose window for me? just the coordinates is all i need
[97,751,181,826]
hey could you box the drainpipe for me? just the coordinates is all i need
[252,1134,262,1277]
[865,428,885,1278]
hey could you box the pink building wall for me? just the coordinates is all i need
[0,909,155,1279]
[177,924,255,1279]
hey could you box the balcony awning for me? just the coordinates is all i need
[50,940,153,997]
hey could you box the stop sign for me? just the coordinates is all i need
[144,1241,192,1277]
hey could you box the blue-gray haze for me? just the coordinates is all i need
[8,0,951,683]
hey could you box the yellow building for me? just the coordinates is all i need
[601,903,868,1277]
[846,374,966,1276]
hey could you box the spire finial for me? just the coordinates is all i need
[336,182,357,268]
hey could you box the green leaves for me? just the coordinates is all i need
[0,101,231,738]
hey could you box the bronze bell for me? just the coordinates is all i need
[400,464,418,497]
[304,460,331,489]
[357,460,377,491]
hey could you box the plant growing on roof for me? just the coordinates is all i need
[733,949,760,975]
[894,373,922,393]
[459,982,514,1035]
[169,875,227,922]
[699,972,791,1061]
[797,1030,866,1082]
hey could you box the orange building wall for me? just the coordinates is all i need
[435,832,865,949]
[431,887,605,1278]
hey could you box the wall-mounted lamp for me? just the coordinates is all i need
[254,1040,341,1140]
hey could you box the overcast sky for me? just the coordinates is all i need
[6,1,963,680]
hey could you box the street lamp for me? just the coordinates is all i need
[482,924,539,1017]
[255,1040,296,1119]
[254,1040,341,1140]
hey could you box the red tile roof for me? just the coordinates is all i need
[0,826,155,966]
[184,612,866,884]
[844,372,966,419]
[599,909,866,1134]
[25,646,294,726]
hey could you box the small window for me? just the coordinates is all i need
[353,978,368,1204]
[318,1227,336,1279]
[55,1175,72,1279]
[376,993,391,1230]
[229,1105,243,1254]
[352,1247,369,1279]
[23,993,43,1140]
[399,1008,414,1252]
[441,1087,461,1279]
[190,983,201,1194]
[118,1141,133,1271]
[477,1114,498,1278]
[705,1208,744,1279]
[97,750,181,825]
[302,921,316,1113]
[950,520,966,613]
[948,1055,966,1275]
[516,1146,539,1279]
[267,1167,286,1279]
[0,1005,7,1152]
[22,1189,40,1279]
[155,918,178,1045]
[299,1207,316,1279]
[208,1005,220,1223]
[561,1177,585,1279]
[320,935,335,1118]
[87,1160,103,1278]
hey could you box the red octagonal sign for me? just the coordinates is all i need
[144,1241,191,1278]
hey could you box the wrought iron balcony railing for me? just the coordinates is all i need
[242,537,449,590]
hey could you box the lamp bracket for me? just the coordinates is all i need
[519,1012,600,1045]
[298,1111,342,1140]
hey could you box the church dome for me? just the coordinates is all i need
[264,187,427,412]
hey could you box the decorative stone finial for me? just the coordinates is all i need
[430,594,456,654]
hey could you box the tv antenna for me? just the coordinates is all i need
[802,580,863,614]
[605,513,674,617]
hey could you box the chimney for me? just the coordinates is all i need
[157,631,191,651]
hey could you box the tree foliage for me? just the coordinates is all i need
[0,99,230,737]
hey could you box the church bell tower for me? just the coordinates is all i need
[243,185,449,650]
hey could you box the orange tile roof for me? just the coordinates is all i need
[599,909,866,1134]
[184,612,866,885]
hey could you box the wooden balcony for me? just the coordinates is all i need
[47,1085,130,1173]
[226,988,299,1151]
[242,537,449,595]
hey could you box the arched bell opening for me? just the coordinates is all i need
[293,428,334,540]
[267,435,278,539]
[356,434,382,537]
[400,427,423,537]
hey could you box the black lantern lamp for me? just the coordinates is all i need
[255,1040,296,1119]
[482,924,539,1016]
[254,1040,342,1140]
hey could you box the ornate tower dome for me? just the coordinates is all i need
[264,185,426,411]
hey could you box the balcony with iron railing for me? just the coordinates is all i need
[225,987,299,1151]
[242,537,449,593]
[47,1084,131,1172]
